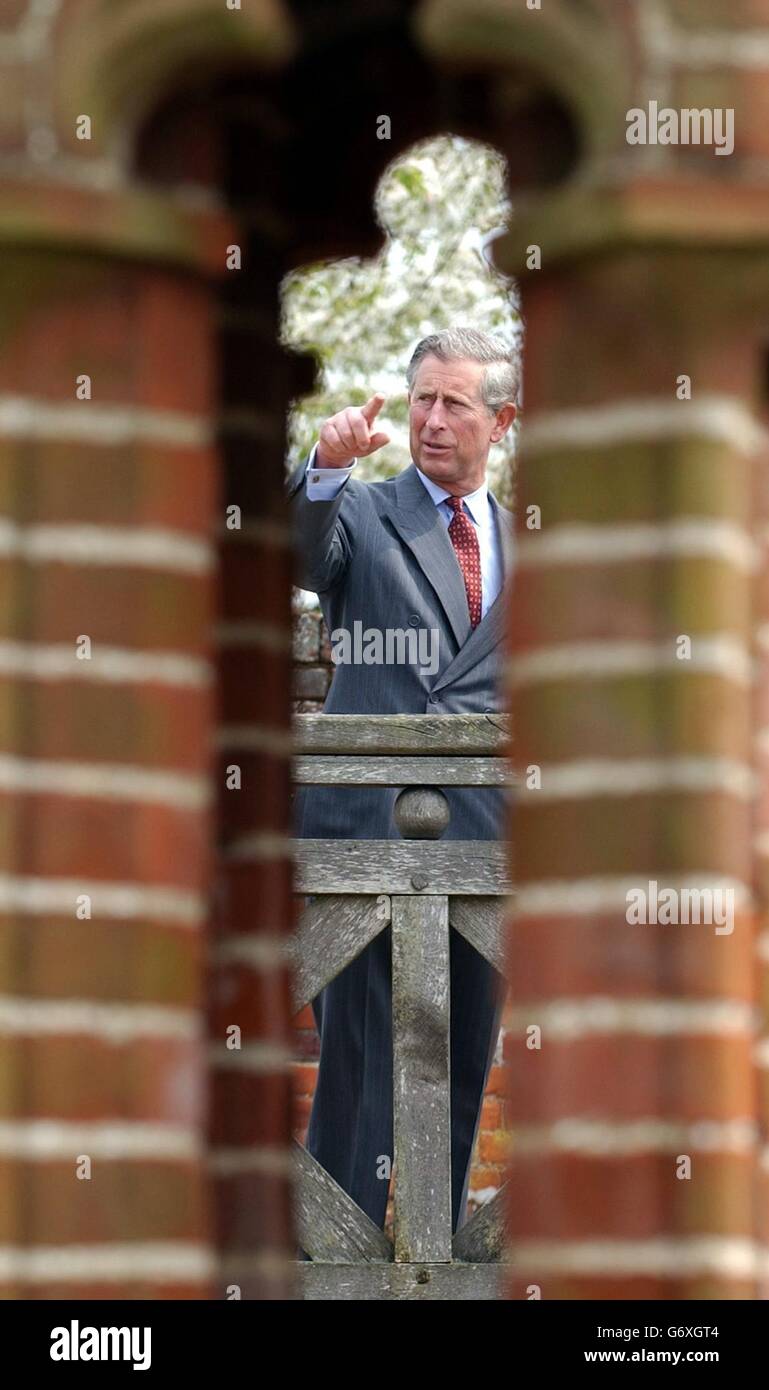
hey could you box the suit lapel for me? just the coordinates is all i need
[382,465,514,693]
[384,464,472,650]
[495,494,515,582]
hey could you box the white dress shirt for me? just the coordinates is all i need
[304,442,358,500]
[303,443,504,617]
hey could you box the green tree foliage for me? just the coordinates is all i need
[281,135,520,507]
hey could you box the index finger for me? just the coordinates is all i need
[360,392,386,423]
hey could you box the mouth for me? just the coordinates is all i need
[422,441,452,455]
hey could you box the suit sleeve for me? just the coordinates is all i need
[286,442,358,592]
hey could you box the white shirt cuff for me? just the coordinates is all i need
[304,443,357,499]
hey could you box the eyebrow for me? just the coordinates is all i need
[417,388,472,403]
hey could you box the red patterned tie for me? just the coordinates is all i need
[447,495,482,629]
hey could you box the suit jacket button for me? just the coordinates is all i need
[408,614,420,626]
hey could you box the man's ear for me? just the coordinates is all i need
[490,403,517,443]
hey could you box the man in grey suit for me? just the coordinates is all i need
[288,326,517,1242]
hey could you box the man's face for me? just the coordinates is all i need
[407,354,516,494]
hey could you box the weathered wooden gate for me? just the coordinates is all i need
[291,712,513,1300]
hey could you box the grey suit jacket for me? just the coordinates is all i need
[287,454,514,843]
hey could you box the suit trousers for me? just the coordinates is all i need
[302,909,506,1245]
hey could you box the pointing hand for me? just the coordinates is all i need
[316,393,390,468]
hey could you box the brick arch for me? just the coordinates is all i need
[414,0,633,167]
[122,27,581,1298]
[52,0,295,162]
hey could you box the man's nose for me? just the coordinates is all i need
[425,400,447,428]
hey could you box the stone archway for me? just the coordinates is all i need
[119,8,586,1300]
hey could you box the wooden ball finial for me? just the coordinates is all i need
[393,786,450,840]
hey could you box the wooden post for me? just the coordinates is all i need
[392,893,452,1262]
[391,784,453,1261]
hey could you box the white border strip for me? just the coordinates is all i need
[0,874,206,926]
[0,997,200,1043]
[752,728,769,758]
[214,936,290,969]
[506,997,756,1040]
[224,832,293,863]
[0,521,213,574]
[521,397,766,456]
[752,830,769,858]
[207,1041,292,1071]
[0,1242,214,1283]
[752,625,769,655]
[645,10,769,70]
[512,1117,758,1157]
[517,519,759,572]
[0,754,209,810]
[507,635,753,687]
[0,641,211,687]
[0,2,63,63]
[208,1145,292,1177]
[0,397,211,448]
[523,756,755,801]
[514,875,752,919]
[0,1119,202,1161]
[505,1237,768,1279]
[216,724,294,755]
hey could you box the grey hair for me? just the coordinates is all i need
[406,327,519,413]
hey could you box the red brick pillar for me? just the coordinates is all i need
[132,86,310,1299]
[207,298,307,1300]
[752,418,769,1299]
[0,231,229,1297]
[501,224,766,1298]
